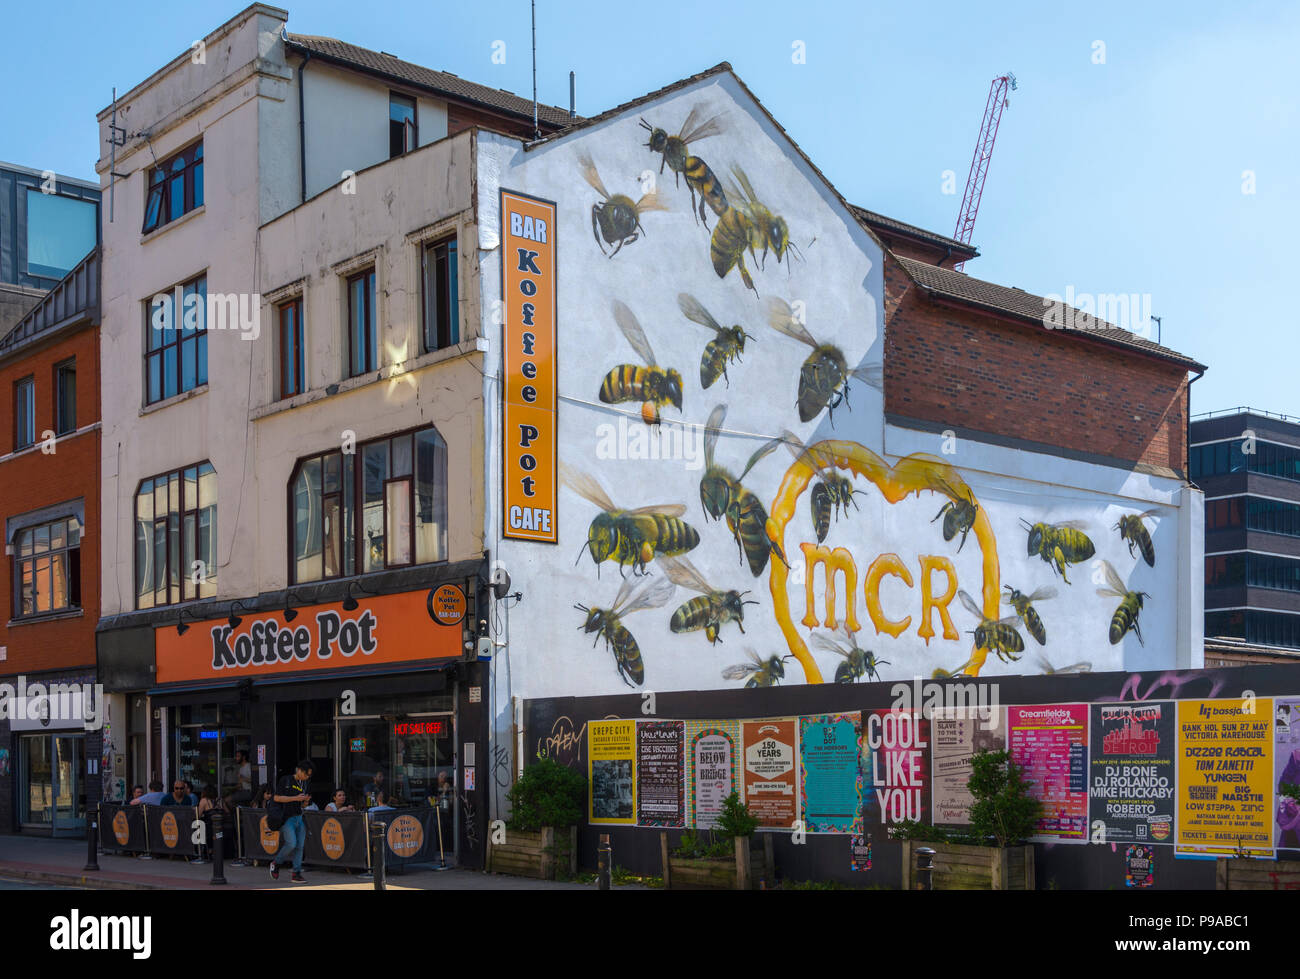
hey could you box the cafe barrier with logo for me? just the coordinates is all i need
[98,803,147,852]
[237,808,370,870]
[379,809,445,868]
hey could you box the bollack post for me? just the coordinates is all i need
[916,846,936,891]
[370,820,387,891]
[597,833,611,891]
[210,810,227,885]
[84,808,100,872]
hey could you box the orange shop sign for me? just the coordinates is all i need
[154,590,461,685]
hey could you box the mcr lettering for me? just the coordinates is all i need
[211,610,378,670]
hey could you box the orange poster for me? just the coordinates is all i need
[741,718,800,829]
[501,189,558,543]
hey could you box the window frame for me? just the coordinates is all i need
[14,375,35,451]
[389,92,418,158]
[12,516,82,619]
[420,236,460,353]
[133,461,217,610]
[54,358,76,436]
[144,273,208,406]
[278,297,305,399]
[143,140,204,234]
[346,269,377,378]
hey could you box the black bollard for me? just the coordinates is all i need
[597,833,611,891]
[916,846,936,891]
[210,811,227,885]
[370,820,387,891]
[84,809,100,872]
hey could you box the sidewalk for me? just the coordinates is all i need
[0,835,596,891]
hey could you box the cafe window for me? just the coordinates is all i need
[13,516,81,617]
[290,426,447,584]
[143,141,203,233]
[134,461,217,609]
[421,237,459,352]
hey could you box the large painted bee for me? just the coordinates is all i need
[575,574,675,688]
[779,431,860,544]
[710,205,758,294]
[699,405,787,577]
[957,589,1025,663]
[1021,519,1095,584]
[766,298,883,424]
[580,151,667,257]
[1097,559,1151,647]
[683,156,730,229]
[721,648,791,689]
[1002,585,1057,646]
[598,302,683,426]
[663,555,758,645]
[928,475,978,553]
[725,165,803,271]
[812,627,888,683]
[640,104,725,190]
[677,293,754,389]
[560,463,699,577]
[1115,508,1159,568]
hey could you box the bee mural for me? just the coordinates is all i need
[710,205,758,294]
[579,151,667,257]
[1115,508,1159,568]
[1002,585,1057,646]
[725,165,803,271]
[699,404,786,577]
[640,104,725,188]
[932,657,977,679]
[766,298,884,424]
[676,293,754,389]
[1035,655,1092,675]
[957,589,1025,663]
[663,555,759,645]
[779,431,860,543]
[575,574,675,688]
[928,475,978,553]
[721,648,791,689]
[560,463,700,577]
[599,302,684,426]
[1021,519,1095,584]
[1097,560,1151,647]
[811,627,889,683]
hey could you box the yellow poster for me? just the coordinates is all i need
[589,719,636,824]
[1176,698,1273,857]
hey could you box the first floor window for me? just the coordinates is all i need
[14,376,35,450]
[279,298,304,398]
[134,462,217,609]
[13,516,81,617]
[347,270,376,377]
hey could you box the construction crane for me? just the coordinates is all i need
[952,72,1017,271]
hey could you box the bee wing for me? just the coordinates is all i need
[1053,519,1090,531]
[957,589,983,620]
[1060,662,1092,674]
[612,301,657,366]
[849,363,885,392]
[721,663,758,682]
[765,297,818,348]
[661,556,712,595]
[1034,655,1055,674]
[559,462,616,512]
[739,435,785,480]
[1136,508,1161,521]
[674,104,703,140]
[678,293,723,335]
[607,576,639,615]
[778,429,829,477]
[704,404,726,468]
[617,575,676,616]
[635,191,669,213]
[729,165,761,207]
[679,108,725,145]
[997,613,1023,628]
[810,632,850,658]
[1096,587,1124,599]
[1100,559,1127,595]
[626,503,687,518]
[578,151,609,200]
[1026,586,1058,603]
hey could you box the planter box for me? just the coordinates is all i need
[1216,859,1300,890]
[660,832,773,890]
[488,826,577,880]
[900,840,1035,890]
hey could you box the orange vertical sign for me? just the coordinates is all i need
[501,189,558,543]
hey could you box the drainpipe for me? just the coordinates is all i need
[1185,367,1206,481]
[297,52,312,204]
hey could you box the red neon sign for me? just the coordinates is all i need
[394,721,445,737]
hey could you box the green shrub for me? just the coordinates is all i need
[673,829,734,859]
[715,792,758,839]
[505,756,586,831]
[967,748,1042,847]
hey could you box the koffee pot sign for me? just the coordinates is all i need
[155,590,461,684]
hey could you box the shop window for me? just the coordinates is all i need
[134,461,217,609]
[143,141,203,233]
[13,516,81,617]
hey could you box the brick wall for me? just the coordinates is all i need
[883,257,1190,473]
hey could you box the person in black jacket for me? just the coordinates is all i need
[269,760,313,883]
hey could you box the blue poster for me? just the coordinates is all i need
[799,713,863,833]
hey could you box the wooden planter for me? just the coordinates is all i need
[900,840,1035,890]
[660,832,774,890]
[1216,859,1300,890]
[487,826,578,880]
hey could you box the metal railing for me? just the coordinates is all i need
[1192,407,1300,424]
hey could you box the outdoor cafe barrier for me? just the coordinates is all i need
[96,802,198,858]
[379,807,447,869]
[236,808,370,870]
[98,802,146,853]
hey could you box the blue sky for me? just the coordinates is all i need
[3,0,1294,416]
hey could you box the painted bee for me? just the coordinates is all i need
[1020,519,1095,585]
[779,431,860,544]
[575,574,675,688]
[1115,508,1159,568]
[699,404,787,577]
[1097,559,1151,647]
[710,205,758,294]
[766,298,883,424]
[677,293,754,389]
[663,555,758,645]
[599,302,683,426]
[560,462,700,576]
[812,627,888,683]
[580,151,667,257]
[684,156,730,229]
[927,475,979,553]
[721,648,791,689]
[640,104,725,188]
[1002,585,1057,646]
[725,165,803,271]
[931,657,978,679]
[1035,655,1092,675]
[957,589,1025,663]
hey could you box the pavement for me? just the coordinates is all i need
[0,834,598,891]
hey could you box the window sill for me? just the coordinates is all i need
[140,204,206,245]
[7,608,85,629]
[0,422,102,465]
[141,384,209,417]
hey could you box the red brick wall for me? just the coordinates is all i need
[883,257,1189,473]
[0,325,100,675]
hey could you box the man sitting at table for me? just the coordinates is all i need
[131,781,166,806]
[161,781,194,806]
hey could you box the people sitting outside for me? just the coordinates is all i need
[192,784,222,864]
[162,781,194,806]
[367,789,396,812]
[129,785,144,802]
[132,780,166,806]
[326,788,355,812]
[184,780,200,806]
[232,749,254,808]
[362,771,385,807]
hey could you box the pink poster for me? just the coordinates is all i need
[1007,704,1089,842]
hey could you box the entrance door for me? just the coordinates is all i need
[53,736,85,834]
[20,734,85,835]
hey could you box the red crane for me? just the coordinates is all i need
[953,72,1017,271]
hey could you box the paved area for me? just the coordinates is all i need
[0,835,599,891]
